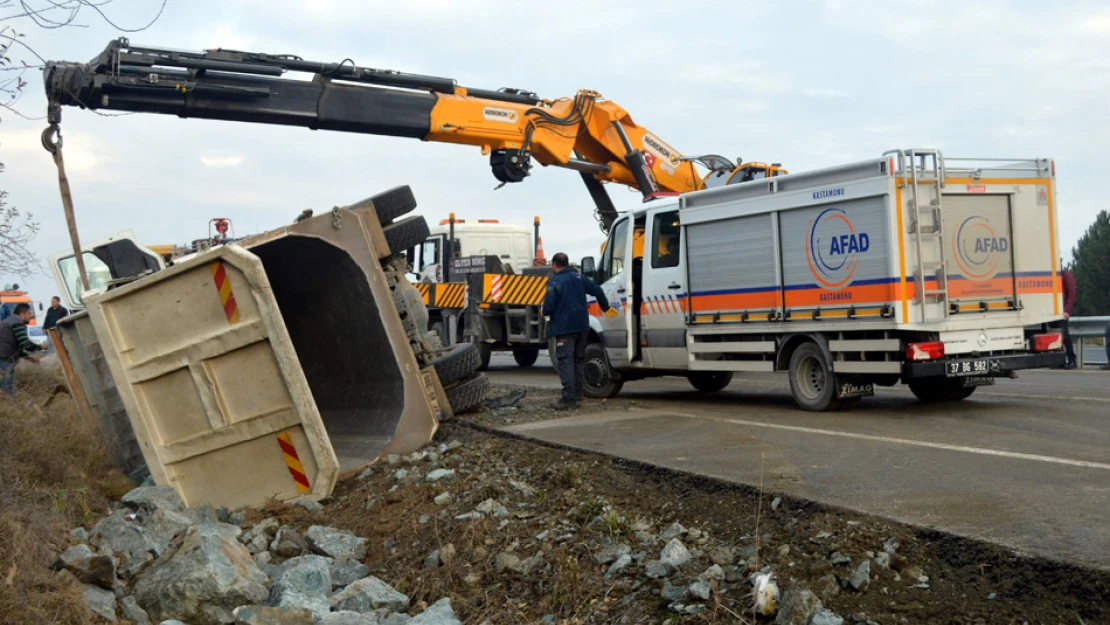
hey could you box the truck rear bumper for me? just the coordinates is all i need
[902,350,1066,379]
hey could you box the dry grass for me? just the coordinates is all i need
[0,363,133,625]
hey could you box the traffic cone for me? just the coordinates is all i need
[533,236,546,266]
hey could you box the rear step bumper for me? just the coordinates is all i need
[902,351,1067,379]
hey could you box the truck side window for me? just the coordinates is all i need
[420,237,440,270]
[599,218,629,282]
[651,211,681,269]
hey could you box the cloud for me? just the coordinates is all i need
[200,155,246,168]
[1083,14,1110,33]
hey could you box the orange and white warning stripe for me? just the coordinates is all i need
[490,275,503,301]
[209,260,240,323]
[276,431,311,494]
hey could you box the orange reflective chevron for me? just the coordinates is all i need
[276,431,311,493]
[481,274,547,306]
[209,260,240,323]
[433,283,466,308]
[415,283,430,306]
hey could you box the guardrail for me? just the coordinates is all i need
[1070,316,1109,367]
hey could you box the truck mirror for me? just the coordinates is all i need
[581,256,597,281]
[38,303,43,311]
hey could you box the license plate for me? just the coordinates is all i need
[838,382,875,399]
[945,359,992,377]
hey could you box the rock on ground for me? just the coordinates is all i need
[330,558,370,590]
[661,580,686,603]
[605,554,632,578]
[809,608,845,625]
[849,560,871,591]
[271,527,308,559]
[659,539,692,568]
[775,587,824,625]
[594,543,631,565]
[318,612,381,625]
[688,579,712,601]
[233,605,313,625]
[133,522,269,625]
[53,544,117,589]
[120,596,152,625]
[121,486,185,513]
[644,559,676,579]
[306,526,368,561]
[91,510,165,559]
[329,576,410,613]
[83,583,117,622]
[241,517,280,555]
[268,554,332,619]
[410,598,463,625]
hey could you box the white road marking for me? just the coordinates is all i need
[703,415,1110,471]
[971,391,1110,403]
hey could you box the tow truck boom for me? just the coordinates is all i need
[44,38,783,231]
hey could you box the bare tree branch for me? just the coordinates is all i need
[0,189,42,276]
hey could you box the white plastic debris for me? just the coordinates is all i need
[752,571,779,616]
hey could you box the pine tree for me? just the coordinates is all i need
[1069,210,1110,316]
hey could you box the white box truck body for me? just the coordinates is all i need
[580,149,1067,410]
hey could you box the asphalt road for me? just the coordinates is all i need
[485,354,1110,571]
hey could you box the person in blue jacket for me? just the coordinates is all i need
[542,252,616,409]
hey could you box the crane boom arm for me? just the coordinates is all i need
[44,39,748,230]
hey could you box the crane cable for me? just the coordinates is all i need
[41,105,91,292]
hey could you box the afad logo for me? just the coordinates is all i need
[805,208,870,289]
[953,215,1008,280]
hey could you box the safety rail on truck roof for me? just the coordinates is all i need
[884,148,1053,183]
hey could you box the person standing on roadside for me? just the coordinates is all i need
[1058,267,1077,369]
[42,296,69,330]
[0,303,44,397]
[542,252,615,410]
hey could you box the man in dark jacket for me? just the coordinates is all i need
[42,296,69,330]
[0,303,44,397]
[542,252,615,409]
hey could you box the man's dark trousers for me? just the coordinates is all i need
[555,330,589,403]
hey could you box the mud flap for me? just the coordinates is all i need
[837,382,875,399]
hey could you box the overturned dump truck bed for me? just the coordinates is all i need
[52,188,480,509]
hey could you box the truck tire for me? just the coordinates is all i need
[368,185,417,224]
[446,372,490,414]
[513,348,540,368]
[428,342,481,387]
[687,371,732,393]
[907,378,977,402]
[472,339,492,371]
[788,342,841,411]
[383,216,430,257]
[582,342,624,399]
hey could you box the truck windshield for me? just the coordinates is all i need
[56,253,113,307]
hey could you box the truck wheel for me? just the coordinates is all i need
[382,216,430,257]
[471,339,492,371]
[368,185,417,224]
[687,371,733,392]
[583,342,624,399]
[907,378,977,402]
[428,342,481,387]
[445,372,490,414]
[788,342,841,411]
[513,348,540,368]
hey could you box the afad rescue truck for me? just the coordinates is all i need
[576,148,1067,411]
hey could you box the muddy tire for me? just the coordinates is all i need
[368,185,417,224]
[428,342,481,387]
[445,372,490,414]
[788,342,840,412]
[908,378,977,402]
[687,371,732,393]
[513,348,540,368]
[582,342,624,399]
[383,216,430,256]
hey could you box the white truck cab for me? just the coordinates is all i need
[413,219,534,283]
[579,148,1068,410]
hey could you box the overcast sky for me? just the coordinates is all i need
[3,0,1109,306]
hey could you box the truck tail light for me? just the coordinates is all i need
[1033,332,1063,352]
[906,341,945,361]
